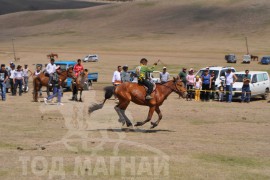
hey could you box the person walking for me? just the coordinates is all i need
[0,64,9,101]
[241,70,251,103]
[121,65,131,82]
[8,64,16,96]
[201,69,211,101]
[13,65,24,96]
[160,67,170,83]
[44,66,63,105]
[22,64,32,93]
[225,68,238,103]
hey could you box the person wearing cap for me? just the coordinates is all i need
[225,68,237,103]
[178,68,187,87]
[44,66,63,105]
[22,64,32,93]
[73,59,84,77]
[121,65,130,82]
[0,64,9,101]
[138,58,158,100]
[8,64,16,96]
[13,65,24,96]
[112,66,122,86]
[160,67,170,84]
[46,58,57,86]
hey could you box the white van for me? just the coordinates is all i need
[233,71,270,100]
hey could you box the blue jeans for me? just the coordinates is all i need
[241,85,251,102]
[226,85,233,102]
[0,82,6,100]
[47,87,62,103]
[14,79,23,95]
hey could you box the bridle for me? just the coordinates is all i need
[160,80,184,94]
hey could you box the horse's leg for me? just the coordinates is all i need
[114,106,126,126]
[79,89,83,102]
[135,106,155,126]
[150,106,163,129]
[118,101,132,127]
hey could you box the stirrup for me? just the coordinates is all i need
[145,95,152,100]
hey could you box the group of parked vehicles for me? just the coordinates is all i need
[195,66,270,101]
[225,54,270,65]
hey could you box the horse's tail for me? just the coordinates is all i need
[88,86,115,114]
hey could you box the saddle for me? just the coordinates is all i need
[139,82,156,93]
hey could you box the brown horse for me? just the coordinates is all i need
[72,72,88,102]
[251,55,259,61]
[33,67,74,102]
[89,78,187,129]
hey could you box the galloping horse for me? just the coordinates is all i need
[33,67,74,102]
[89,78,187,129]
[72,72,88,102]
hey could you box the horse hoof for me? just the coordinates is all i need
[150,122,158,129]
[127,123,133,127]
[135,122,143,126]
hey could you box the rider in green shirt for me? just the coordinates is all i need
[137,58,158,100]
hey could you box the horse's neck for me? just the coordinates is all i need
[157,81,174,98]
[59,71,68,81]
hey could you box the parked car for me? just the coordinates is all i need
[242,54,251,64]
[83,54,98,62]
[225,54,237,63]
[260,56,270,65]
[55,61,98,90]
[233,71,270,100]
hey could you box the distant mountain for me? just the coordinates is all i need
[0,0,106,15]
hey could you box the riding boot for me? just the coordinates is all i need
[145,94,153,100]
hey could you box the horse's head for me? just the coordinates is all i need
[67,66,76,79]
[173,77,187,98]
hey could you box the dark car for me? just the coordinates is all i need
[225,54,237,63]
[260,56,270,65]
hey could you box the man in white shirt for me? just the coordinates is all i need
[160,67,170,83]
[9,64,16,95]
[46,58,56,86]
[225,68,237,103]
[112,66,122,86]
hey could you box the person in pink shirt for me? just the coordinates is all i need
[73,59,84,77]
[186,68,195,100]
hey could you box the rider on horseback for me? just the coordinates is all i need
[46,58,56,86]
[137,58,158,100]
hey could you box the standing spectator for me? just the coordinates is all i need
[218,80,225,102]
[201,69,211,101]
[194,76,201,101]
[46,58,56,86]
[73,59,84,77]
[121,65,131,82]
[225,68,238,103]
[160,67,170,83]
[210,71,216,100]
[0,64,9,101]
[112,66,122,86]
[22,64,32,93]
[13,65,24,96]
[178,68,187,87]
[34,65,43,97]
[186,68,195,99]
[241,70,251,103]
[9,64,16,96]
[44,66,63,105]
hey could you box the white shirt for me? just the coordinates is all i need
[34,70,41,76]
[160,72,170,82]
[225,72,234,85]
[22,68,29,77]
[14,70,24,79]
[112,71,121,83]
[46,63,56,74]
[9,69,16,79]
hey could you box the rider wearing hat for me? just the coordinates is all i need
[138,58,158,100]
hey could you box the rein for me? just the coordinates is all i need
[159,81,179,93]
